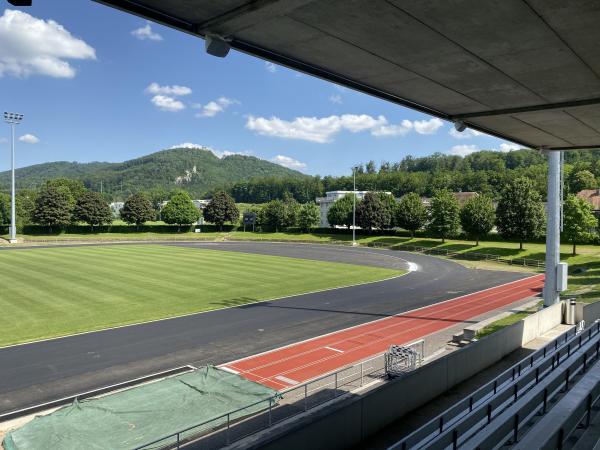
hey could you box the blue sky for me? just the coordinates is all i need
[0,1,521,176]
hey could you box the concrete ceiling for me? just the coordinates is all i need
[96,0,600,150]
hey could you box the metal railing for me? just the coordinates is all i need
[134,341,423,450]
[390,323,600,449]
[369,243,545,268]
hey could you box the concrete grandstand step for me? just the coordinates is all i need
[463,298,541,341]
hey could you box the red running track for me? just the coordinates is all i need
[221,274,544,390]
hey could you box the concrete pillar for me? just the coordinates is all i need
[543,150,561,306]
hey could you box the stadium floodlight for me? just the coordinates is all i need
[3,112,24,244]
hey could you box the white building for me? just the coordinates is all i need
[315,191,391,228]
[109,202,124,218]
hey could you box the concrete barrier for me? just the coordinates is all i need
[576,301,600,325]
[244,303,566,450]
[520,301,563,345]
[463,299,541,341]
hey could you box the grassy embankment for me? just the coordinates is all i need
[0,244,402,347]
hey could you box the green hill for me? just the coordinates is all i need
[0,147,305,199]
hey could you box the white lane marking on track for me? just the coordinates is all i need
[220,366,239,374]
[325,346,344,353]
[275,375,299,385]
[207,241,422,273]
[221,273,543,368]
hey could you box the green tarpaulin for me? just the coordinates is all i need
[3,366,279,450]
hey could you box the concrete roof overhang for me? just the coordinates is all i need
[96,0,600,150]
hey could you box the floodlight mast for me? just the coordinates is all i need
[352,167,356,246]
[3,112,23,244]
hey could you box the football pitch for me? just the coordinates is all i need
[0,245,402,347]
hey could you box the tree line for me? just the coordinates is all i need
[0,178,322,233]
[226,149,600,203]
[1,174,597,255]
[326,177,598,255]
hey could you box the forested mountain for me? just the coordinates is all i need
[230,149,600,203]
[0,147,306,200]
[2,148,599,204]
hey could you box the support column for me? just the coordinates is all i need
[543,150,561,306]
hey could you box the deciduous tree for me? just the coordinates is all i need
[327,194,356,229]
[260,200,286,232]
[427,189,460,243]
[298,203,320,232]
[376,192,398,229]
[121,193,155,230]
[203,191,239,231]
[569,169,596,194]
[74,191,113,230]
[282,192,300,229]
[460,194,495,245]
[33,185,73,231]
[161,192,200,230]
[44,178,86,204]
[356,192,391,232]
[396,192,427,237]
[495,177,546,250]
[0,193,9,225]
[563,195,597,256]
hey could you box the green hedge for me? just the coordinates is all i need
[6,223,236,235]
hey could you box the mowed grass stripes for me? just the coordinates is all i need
[0,245,401,347]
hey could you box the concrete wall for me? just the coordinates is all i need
[520,301,563,345]
[576,301,600,325]
[248,303,565,450]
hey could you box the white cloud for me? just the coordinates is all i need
[170,142,204,150]
[449,144,479,157]
[499,142,522,152]
[214,149,249,158]
[246,115,341,143]
[145,83,191,112]
[151,95,185,112]
[169,142,249,159]
[270,155,307,171]
[131,22,163,41]
[449,127,483,139]
[246,114,388,143]
[340,114,387,132]
[265,62,277,73]
[413,118,444,135]
[0,9,96,79]
[145,82,191,96]
[246,114,443,142]
[372,120,413,137]
[329,94,342,104]
[195,97,238,118]
[19,134,39,144]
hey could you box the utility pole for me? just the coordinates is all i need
[3,112,23,244]
[352,166,357,246]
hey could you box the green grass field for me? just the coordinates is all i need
[0,245,401,347]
